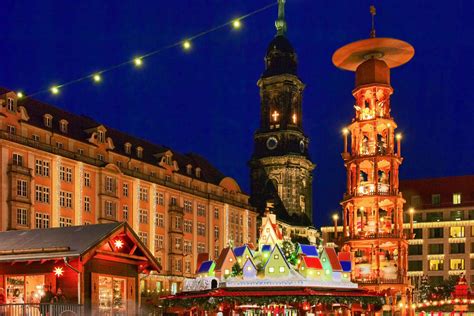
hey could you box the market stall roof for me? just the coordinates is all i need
[0,222,160,271]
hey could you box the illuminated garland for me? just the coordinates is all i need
[162,295,384,311]
[16,2,277,99]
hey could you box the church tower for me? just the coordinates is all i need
[249,0,315,226]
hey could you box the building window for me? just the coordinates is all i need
[197,204,206,217]
[431,194,441,206]
[450,243,465,254]
[184,200,192,213]
[17,180,28,197]
[184,241,192,254]
[453,193,462,205]
[214,245,219,259]
[35,213,50,229]
[155,235,164,249]
[214,208,219,219]
[7,98,14,111]
[98,130,105,143]
[184,220,192,233]
[175,259,182,272]
[59,120,68,133]
[56,142,63,149]
[77,148,84,155]
[214,226,219,240]
[410,195,422,207]
[35,160,50,177]
[122,183,128,197]
[136,147,143,158]
[197,223,206,236]
[408,244,423,255]
[105,176,115,193]
[450,226,465,238]
[12,153,23,166]
[84,196,91,212]
[139,232,148,246]
[450,210,464,221]
[174,216,182,230]
[156,214,164,227]
[32,134,40,142]
[139,187,148,201]
[97,154,104,162]
[124,143,131,154]
[195,168,201,178]
[59,191,73,208]
[158,192,164,205]
[16,208,28,226]
[44,115,52,128]
[7,125,16,135]
[428,244,444,254]
[35,185,50,203]
[408,260,422,271]
[197,243,205,254]
[185,261,191,273]
[59,217,72,227]
[123,205,129,220]
[429,259,444,271]
[174,237,182,250]
[426,212,443,221]
[139,209,148,224]
[84,172,90,187]
[428,228,444,239]
[105,201,115,217]
[450,258,465,270]
[59,166,72,182]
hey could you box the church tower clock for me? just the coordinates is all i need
[249,0,315,225]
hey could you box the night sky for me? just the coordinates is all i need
[1,1,473,227]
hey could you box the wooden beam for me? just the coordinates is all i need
[129,244,137,255]
[94,254,147,266]
[96,249,147,262]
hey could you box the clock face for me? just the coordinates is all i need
[266,137,278,150]
[299,140,305,153]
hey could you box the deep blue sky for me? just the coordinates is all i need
[1,1,473,227]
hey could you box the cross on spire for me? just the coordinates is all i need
[275,0,287,36]
[370,5,377,38]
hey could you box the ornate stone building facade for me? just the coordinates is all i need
[249,0,315,227]
[0,88,257,293]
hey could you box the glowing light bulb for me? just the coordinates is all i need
[93,73,102,82]
[182,40,191,50]
[332,214,339,221]
[232,19,241,29]
[53,266,64,277]
[134,58,143,67]
[396,133,402,140]
[51,86,60,95]
[17,92,24,98]
[114,239,124,249]
[342,128,349,135]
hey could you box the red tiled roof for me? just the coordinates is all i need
[324,248,342,271]
[302,256,322,269]
[338,252,351,262]
[214,247,235,271]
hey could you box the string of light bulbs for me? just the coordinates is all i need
[17,1,277,99]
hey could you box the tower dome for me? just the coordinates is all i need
[263,35,297,78]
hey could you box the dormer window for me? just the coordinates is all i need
[164,155,172,166]
[59,120,68,133]
[186,164,192,175]
[136,146,143,159]
[7,98,14,112]
[195,167,201,178]
[44,114,53,128]
[124,142,131,155]
[98,130,105,143]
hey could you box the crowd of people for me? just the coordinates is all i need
[0,285,67,315]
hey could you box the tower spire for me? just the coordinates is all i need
[275,0,287,36]
[370,5,376,38]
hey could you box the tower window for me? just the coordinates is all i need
[271,110,280,122]
[292,113,297,124]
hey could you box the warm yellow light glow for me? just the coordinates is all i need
[134,57,143,67]
[51,86,60,95]
[247,266,252,271]
[182,40,191,50]
[398,302,404,308]
[17,92,24,98]
[342,128,349,135]
[232,19,241,29]
[292,113,297,124]
[93,73,102,82]
[396,133,402,140]
[53,266,64,277]
[114,239,124,249]
[271,110,279,122]
[409,207,415,215]
[332,214,339,221]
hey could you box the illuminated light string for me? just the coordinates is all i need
[18,2,276,99]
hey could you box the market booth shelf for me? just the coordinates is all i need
[0,222,160,315]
